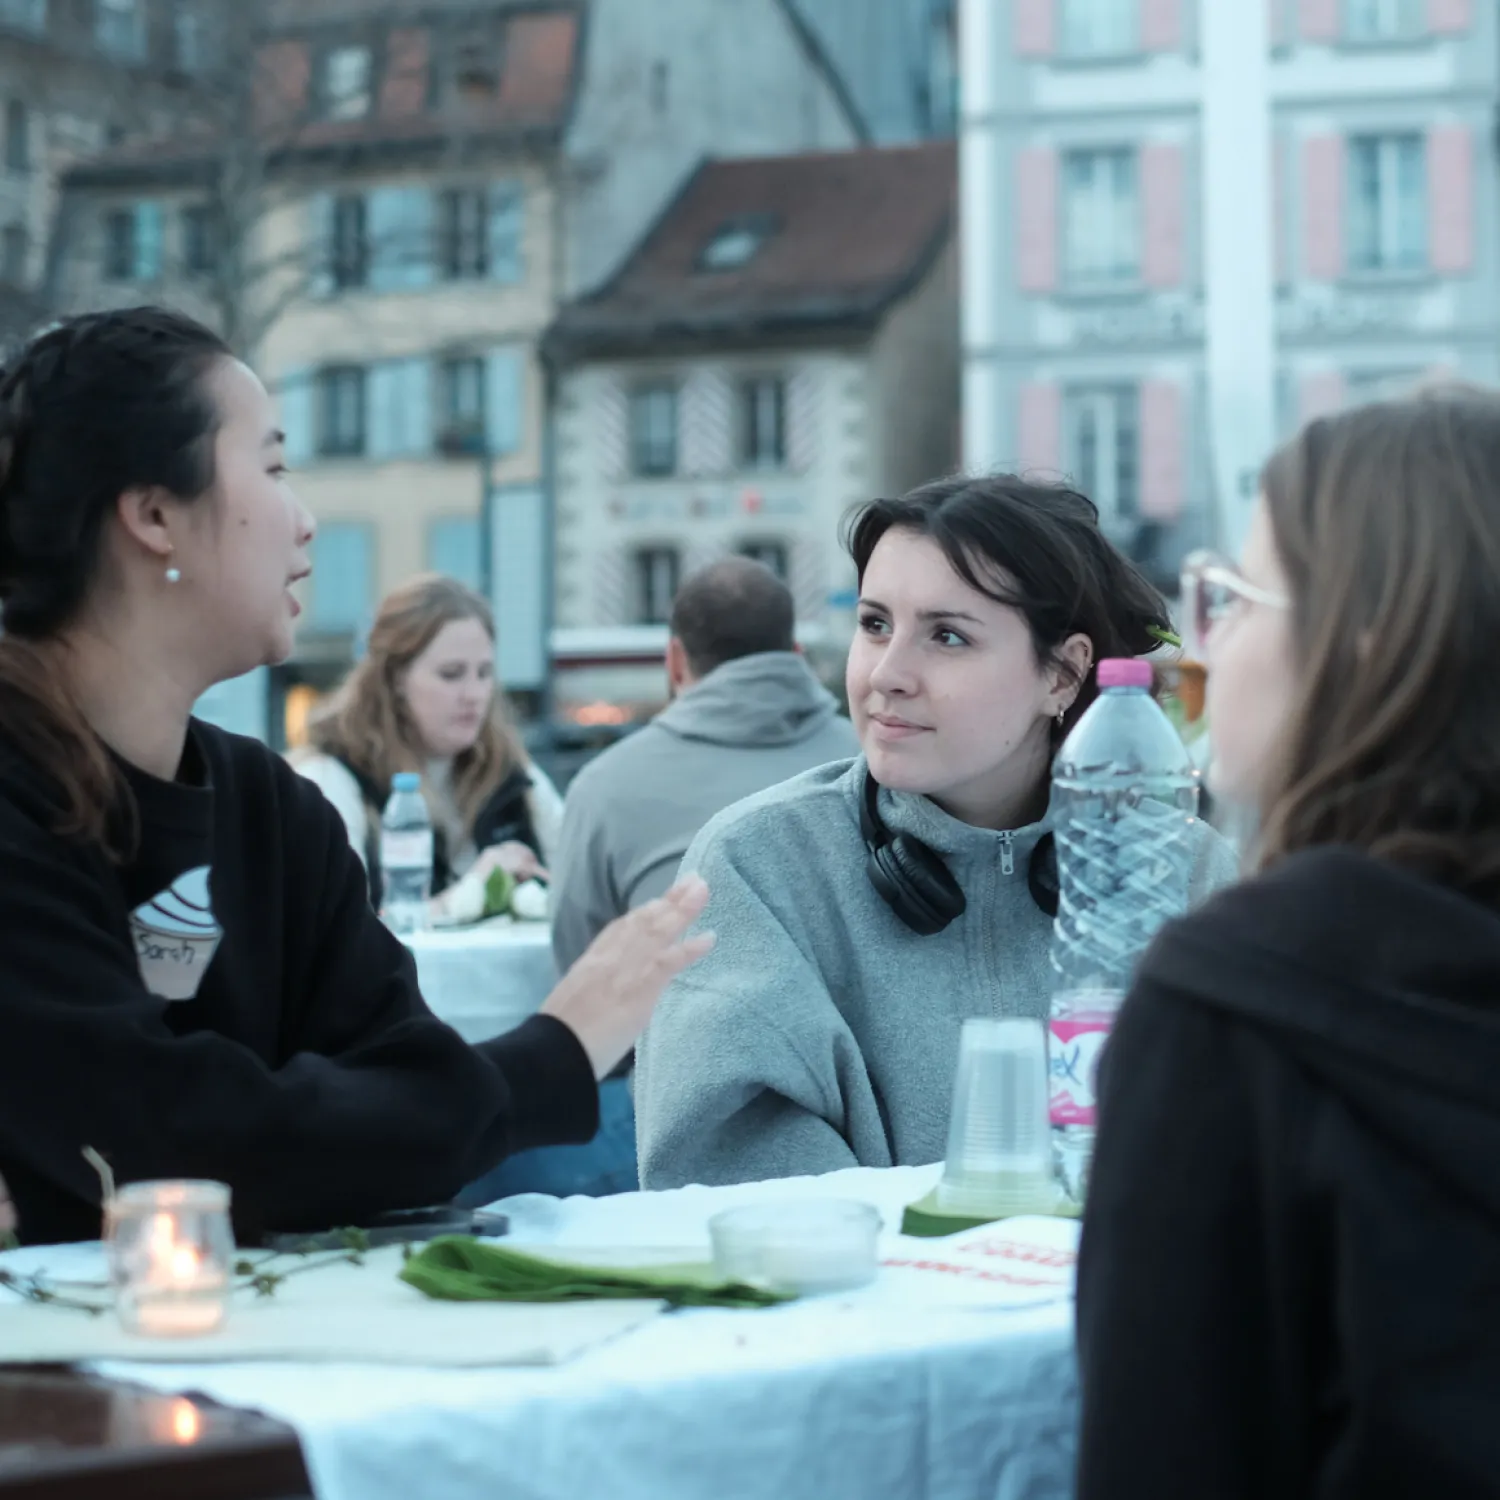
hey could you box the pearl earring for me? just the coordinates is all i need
[165,566,182,584]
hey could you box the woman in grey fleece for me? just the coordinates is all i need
[635,475,1238,1189]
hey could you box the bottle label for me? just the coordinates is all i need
[1048,1013,1115,1127]
[381,831,433,868]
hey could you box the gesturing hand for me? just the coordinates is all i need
[540,877,715,1078]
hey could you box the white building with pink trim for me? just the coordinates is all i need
[960,0,1489,575]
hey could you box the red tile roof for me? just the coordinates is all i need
[546,141,956,362]
[64,7,579,185]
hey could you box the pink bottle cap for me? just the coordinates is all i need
[1097,658,1153,689]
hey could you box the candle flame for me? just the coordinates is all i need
[171,1400,202,1445]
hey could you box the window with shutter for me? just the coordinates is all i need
[1065,386,1139,524]
[309,522,375,634]
[740,378,787,470]
[1060,0,1136,56]
[103,208,135,281]
[1063,148,1140,285]
[633,547,681,625]
[1348,133,1425,272]
[439,357,486,453]
[331,195,368,290]
[317,366,367,457]
[630,384,678,476]
[428,516,483,591]
[485,347,524,456]
[5,100,27,173]
[439,189,488,279]
[488,182,523,283]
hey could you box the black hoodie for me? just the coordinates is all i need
[0,721,598,1246]
[1076,846,1500,1500]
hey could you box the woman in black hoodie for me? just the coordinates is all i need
[1076,389,1500,1499]
[0,308,712,1245]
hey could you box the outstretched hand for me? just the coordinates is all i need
[541,877,715,1078]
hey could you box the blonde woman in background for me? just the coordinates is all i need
[296,574,562,918]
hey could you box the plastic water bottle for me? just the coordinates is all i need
[380,772,433,935]
[1048,658,1201,1207]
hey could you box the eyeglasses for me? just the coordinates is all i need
[1179,550,1289,661]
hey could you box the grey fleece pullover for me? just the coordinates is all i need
[634,756,1239,1189]
[551,652,858,975]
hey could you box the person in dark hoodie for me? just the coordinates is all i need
[0,307,712,1246]
[1076,387,1500,1499]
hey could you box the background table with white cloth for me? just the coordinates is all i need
[402,920,557,1042]
[15,1165,1081,1500]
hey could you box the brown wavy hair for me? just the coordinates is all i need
[1256,387,1500,903]
[307,574,527,828]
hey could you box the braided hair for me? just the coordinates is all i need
[0,307,231,851]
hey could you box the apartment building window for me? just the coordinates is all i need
[740,377,786,470]
[1348,134,1426,273]
[5,101,27,173]
[317,366,367,457]
[428,516,482,591]
[1345,0,1424,41]
[438,356,486,453]
[738,540,789,580]
[439,188,487,279]
[320,45,372,121]
[309,521,375,634]
[173,3,218,72]
[2,224,25,283]
[630,383,678,477]
[182,203,218,276]
[1063,147,1139,285]
[96,0,145,61]
[0,1,47,36]
[104,209,135,280]
[1066,387,1139,523]
[634,546,681,625]
[1060,0,1137,57]
[331,194,368,289]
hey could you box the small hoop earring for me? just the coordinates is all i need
[165,566,182,584]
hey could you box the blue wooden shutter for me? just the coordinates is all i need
[367,361,401,460]
[428,516,482,591]
[135,201,163,281]
[278,366,314,466]
[485,346,524,455]
[307,193,334,299]
[488,182,523,283]
[368,186,432,290]
[310,522,375,633]
[369,358,433,458]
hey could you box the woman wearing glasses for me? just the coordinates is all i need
[1077,389,1500,1497]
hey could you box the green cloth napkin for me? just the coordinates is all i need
[900,1185,1081,1238]
[399,1236,793,1310]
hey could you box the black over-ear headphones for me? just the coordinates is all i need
[859,769,1059,935]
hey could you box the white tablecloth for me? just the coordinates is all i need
[62,1165,1080,1500]
[403,920,557,1042]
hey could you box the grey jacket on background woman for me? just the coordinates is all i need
[635,757,1238,1189]
[550,652,859,975]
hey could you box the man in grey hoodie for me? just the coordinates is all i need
[550,557,859,975]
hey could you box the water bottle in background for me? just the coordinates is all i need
[1048,658,1201,1207]
[380,772,433,935]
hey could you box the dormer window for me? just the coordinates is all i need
[698,214,778,272]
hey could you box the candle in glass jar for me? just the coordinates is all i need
[107,1181,234,1338]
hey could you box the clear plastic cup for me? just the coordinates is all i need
[709,1199,882,1294]
[936,1018,1057,1218]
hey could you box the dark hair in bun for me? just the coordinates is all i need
[0,306,230,851]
